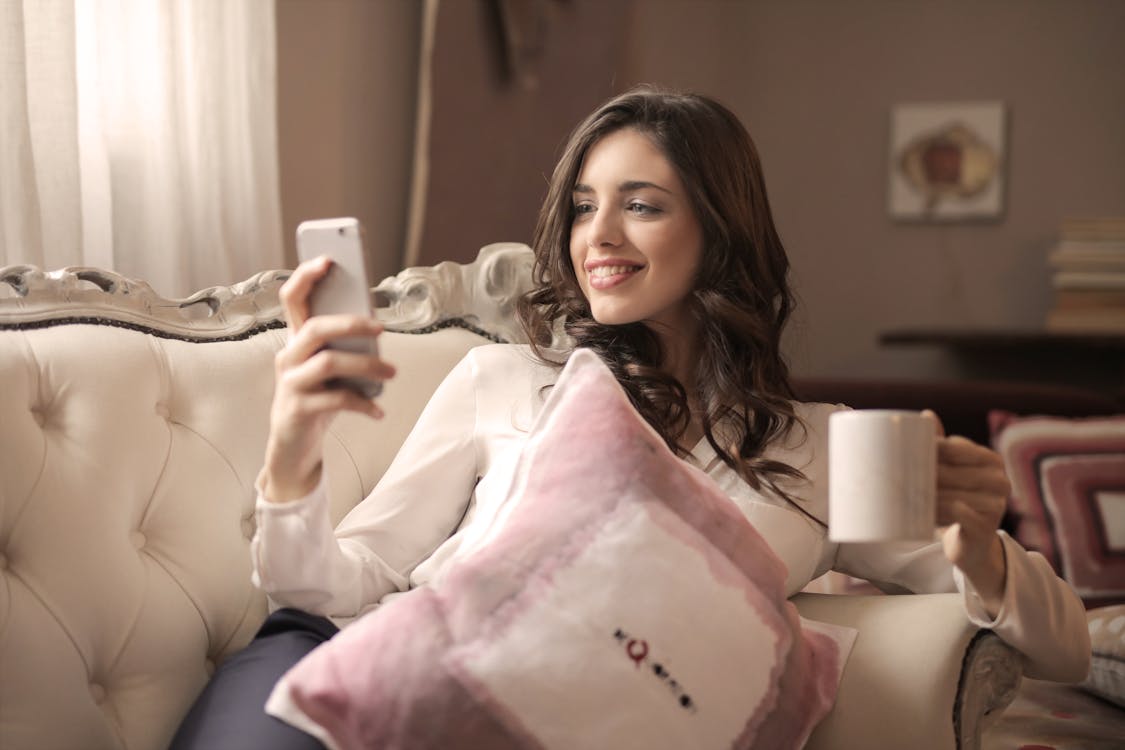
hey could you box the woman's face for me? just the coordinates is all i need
[568,128,704,338]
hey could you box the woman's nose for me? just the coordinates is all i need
[588,208,623,248]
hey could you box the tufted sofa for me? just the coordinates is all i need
[0,243,1028,750]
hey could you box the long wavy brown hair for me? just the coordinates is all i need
[518,86,812,517]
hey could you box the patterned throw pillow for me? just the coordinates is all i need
[989,412,1125,605]
[1083,605,1125,708]
[267,349,853,750]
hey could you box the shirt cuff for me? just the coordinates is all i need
[953,530,1016,629]
[254,465,328,512]
[250,470,333,599]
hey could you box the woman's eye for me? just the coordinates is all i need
[573,202,595,215]
[627,202,659,216]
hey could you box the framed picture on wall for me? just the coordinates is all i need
[887,101,1006,221]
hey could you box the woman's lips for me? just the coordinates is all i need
[586,263,643,290]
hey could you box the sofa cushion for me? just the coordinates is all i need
[267,349,852,750]
[0,322,283,750]
[0,312,489,750]
[990,411,1125,606]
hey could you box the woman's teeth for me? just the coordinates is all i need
[590,265,639,277]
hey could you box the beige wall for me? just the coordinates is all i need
[275,0,420,283]
[276,0,1125,383]
[415,0,631,267]
[622,0,1125,381]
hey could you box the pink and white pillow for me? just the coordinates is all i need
[267,349,853,750]
[990,411,1125,605]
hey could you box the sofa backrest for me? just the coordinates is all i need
[0,248,528,749]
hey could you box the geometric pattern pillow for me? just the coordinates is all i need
[989,411,1125,606]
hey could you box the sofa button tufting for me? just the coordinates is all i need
[89,683,107,703]
[30,407,46,427]
[155,402,171,420]
[130,531,147,550]
[205,659,216,677]
[0,553,7,570]
[241,517,255,539]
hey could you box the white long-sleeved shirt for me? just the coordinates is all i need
[251,344,1090,682]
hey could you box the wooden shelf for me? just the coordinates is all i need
[879,328,1125,397]
[880,328,1125,351]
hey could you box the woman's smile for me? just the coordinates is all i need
[585,259,646,289]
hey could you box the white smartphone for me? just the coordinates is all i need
[295,217,382,398]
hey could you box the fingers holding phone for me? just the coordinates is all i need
[294,217,387,400]
[276,314,394,415]
[278,253,333,332]
[262,218,395,503]
[278,255,380,376]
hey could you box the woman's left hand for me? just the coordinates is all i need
[925,411,1010,616]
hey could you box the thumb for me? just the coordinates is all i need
[941,521,964,564]
[922,408,946,439]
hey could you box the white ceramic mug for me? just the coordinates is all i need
[828,410,937,542]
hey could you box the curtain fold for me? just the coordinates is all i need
[403,0,438,270]
[1,0,282,297]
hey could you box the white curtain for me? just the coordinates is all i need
[0,0,282,297]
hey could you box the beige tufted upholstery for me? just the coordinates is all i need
[1,321,280,749]
[0,263,494,750]
[0,246,1021,750]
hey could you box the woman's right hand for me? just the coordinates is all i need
[260,255,396,503]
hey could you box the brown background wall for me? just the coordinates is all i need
[415,0,630,269]
[276,0,1125,384]
[275,0,420,283]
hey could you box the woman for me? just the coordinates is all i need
[171,86,1089,749]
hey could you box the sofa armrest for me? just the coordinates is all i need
[792,593,1022,750]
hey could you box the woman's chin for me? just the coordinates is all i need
[589,307,639,327]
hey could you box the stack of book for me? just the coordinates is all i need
[1046,217,1125,333]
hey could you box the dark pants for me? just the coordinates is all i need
[168,608,339,750]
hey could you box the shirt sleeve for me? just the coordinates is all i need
[250,350,481,618]
[954,531,1091,682]
[833,531,1090,682]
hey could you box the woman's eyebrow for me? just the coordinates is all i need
[572,180,673,195]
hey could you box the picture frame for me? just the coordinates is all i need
[887,101,1006,221]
